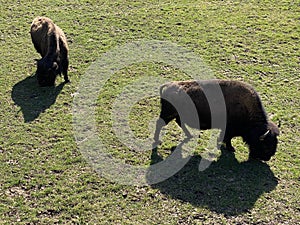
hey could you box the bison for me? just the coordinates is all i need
[30,16,69,86]
[153,79,279,161]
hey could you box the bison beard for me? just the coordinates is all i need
[154,80,279,161]
[30,16,69,86]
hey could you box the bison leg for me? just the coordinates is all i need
[223,134,235,152]
[64,74,70,83]
[219,130,235,152]
[175,116,192,139]
[224,139,235,152]
[62,58,69,83]
[153,118,166,144]
[60,42,69,83]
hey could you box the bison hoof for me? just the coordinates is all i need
[152,140,162,148]
[185,134,194,139]
[226,146,235,152]
[220,143,235,152]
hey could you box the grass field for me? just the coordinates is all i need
[1,0,299,224]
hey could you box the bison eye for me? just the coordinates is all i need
[52,62,58,70]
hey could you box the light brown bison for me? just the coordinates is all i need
[30,16,69,86]
[154,79,279,161]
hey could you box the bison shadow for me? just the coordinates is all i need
[12,74,65,122]
[148,140,278,216]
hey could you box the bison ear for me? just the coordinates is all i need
[259,130,270,141]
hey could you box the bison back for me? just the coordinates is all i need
[160,80,267,130]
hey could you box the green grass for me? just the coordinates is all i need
[1,0,299,224]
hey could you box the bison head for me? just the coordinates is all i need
[36,59,59,86]
[246,121,279,161]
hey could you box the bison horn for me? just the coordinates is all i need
[259,130,270,141]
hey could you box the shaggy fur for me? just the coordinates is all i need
[154,79,279,161]
[30,16,69,86]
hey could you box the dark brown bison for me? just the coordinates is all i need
[154,80,279,161]
[30,16,69,86]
